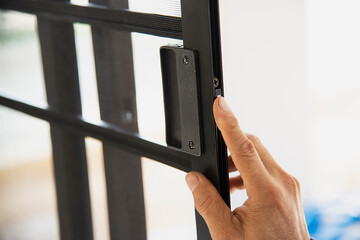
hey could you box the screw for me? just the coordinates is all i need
[189,141,195,150]
[182,55,189,65]
[121,111,133,124]
[213,77,220,88]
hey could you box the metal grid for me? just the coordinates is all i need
[0,0,229,239]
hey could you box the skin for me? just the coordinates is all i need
[185,97,310,240]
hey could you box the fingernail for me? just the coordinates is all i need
[218,97,230,112]
[186,173,200,192]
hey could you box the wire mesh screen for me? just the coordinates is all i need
[88,0,186,236]
[0,0,227,239]
[131,32,182,144]
[129,0,181,17]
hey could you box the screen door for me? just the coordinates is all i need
[0,0,230,239]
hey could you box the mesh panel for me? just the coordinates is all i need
[129,0,181,17]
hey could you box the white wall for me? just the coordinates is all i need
[306,0,360,202]
[219,0,309,205]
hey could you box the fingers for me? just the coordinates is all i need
[228,155,237,172]
[213,97,270,193]
[185,172,232,230]
[228,134,283,176]
[245,133,284,175]
[229,175,245,193]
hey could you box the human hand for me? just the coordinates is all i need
[185,97,310,240]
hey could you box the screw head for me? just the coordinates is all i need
[121,111,133,124]
[189,141,195,150]
[182,55,189,65]
[213,77,220,88]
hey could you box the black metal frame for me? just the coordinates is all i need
[90,0,146,238]
[0,0,182,39]
[37,14,94,239]
[0,0,229,239]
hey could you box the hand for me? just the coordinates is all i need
[185,97,310,240]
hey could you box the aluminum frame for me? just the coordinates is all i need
[0,0,229,239]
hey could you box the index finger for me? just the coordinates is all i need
[213,97,271,194]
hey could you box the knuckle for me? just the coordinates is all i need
[263,183,284,206]
[267,184,281,198]
[270,192,285,207]
[281,173,301,193]
[292,176,301,191]
[239,138,257,157]
[232,208,245,224]
[287,177,298,190]
[195,194,217,215]
[246,134,260,143]
[217,112,239,130]
[225,115,239,129]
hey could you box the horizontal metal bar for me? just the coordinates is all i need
[0,92,192,171]
[0,0,182,39]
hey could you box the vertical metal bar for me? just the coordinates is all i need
[181,0,229,239]
[37,17,94,240]
[90,1,147,239]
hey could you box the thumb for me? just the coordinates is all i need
[186,172,232,229]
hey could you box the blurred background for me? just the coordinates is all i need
[1,0,360,239]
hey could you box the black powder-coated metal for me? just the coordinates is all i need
[90,0,147,238]
[0,0,229,238]
[160,46,202,156]
[181,0,230,238]
[0,93,194,172]
[0,0,182,39]
[36,16,94,240]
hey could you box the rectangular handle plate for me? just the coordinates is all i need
[160,45,202,156]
